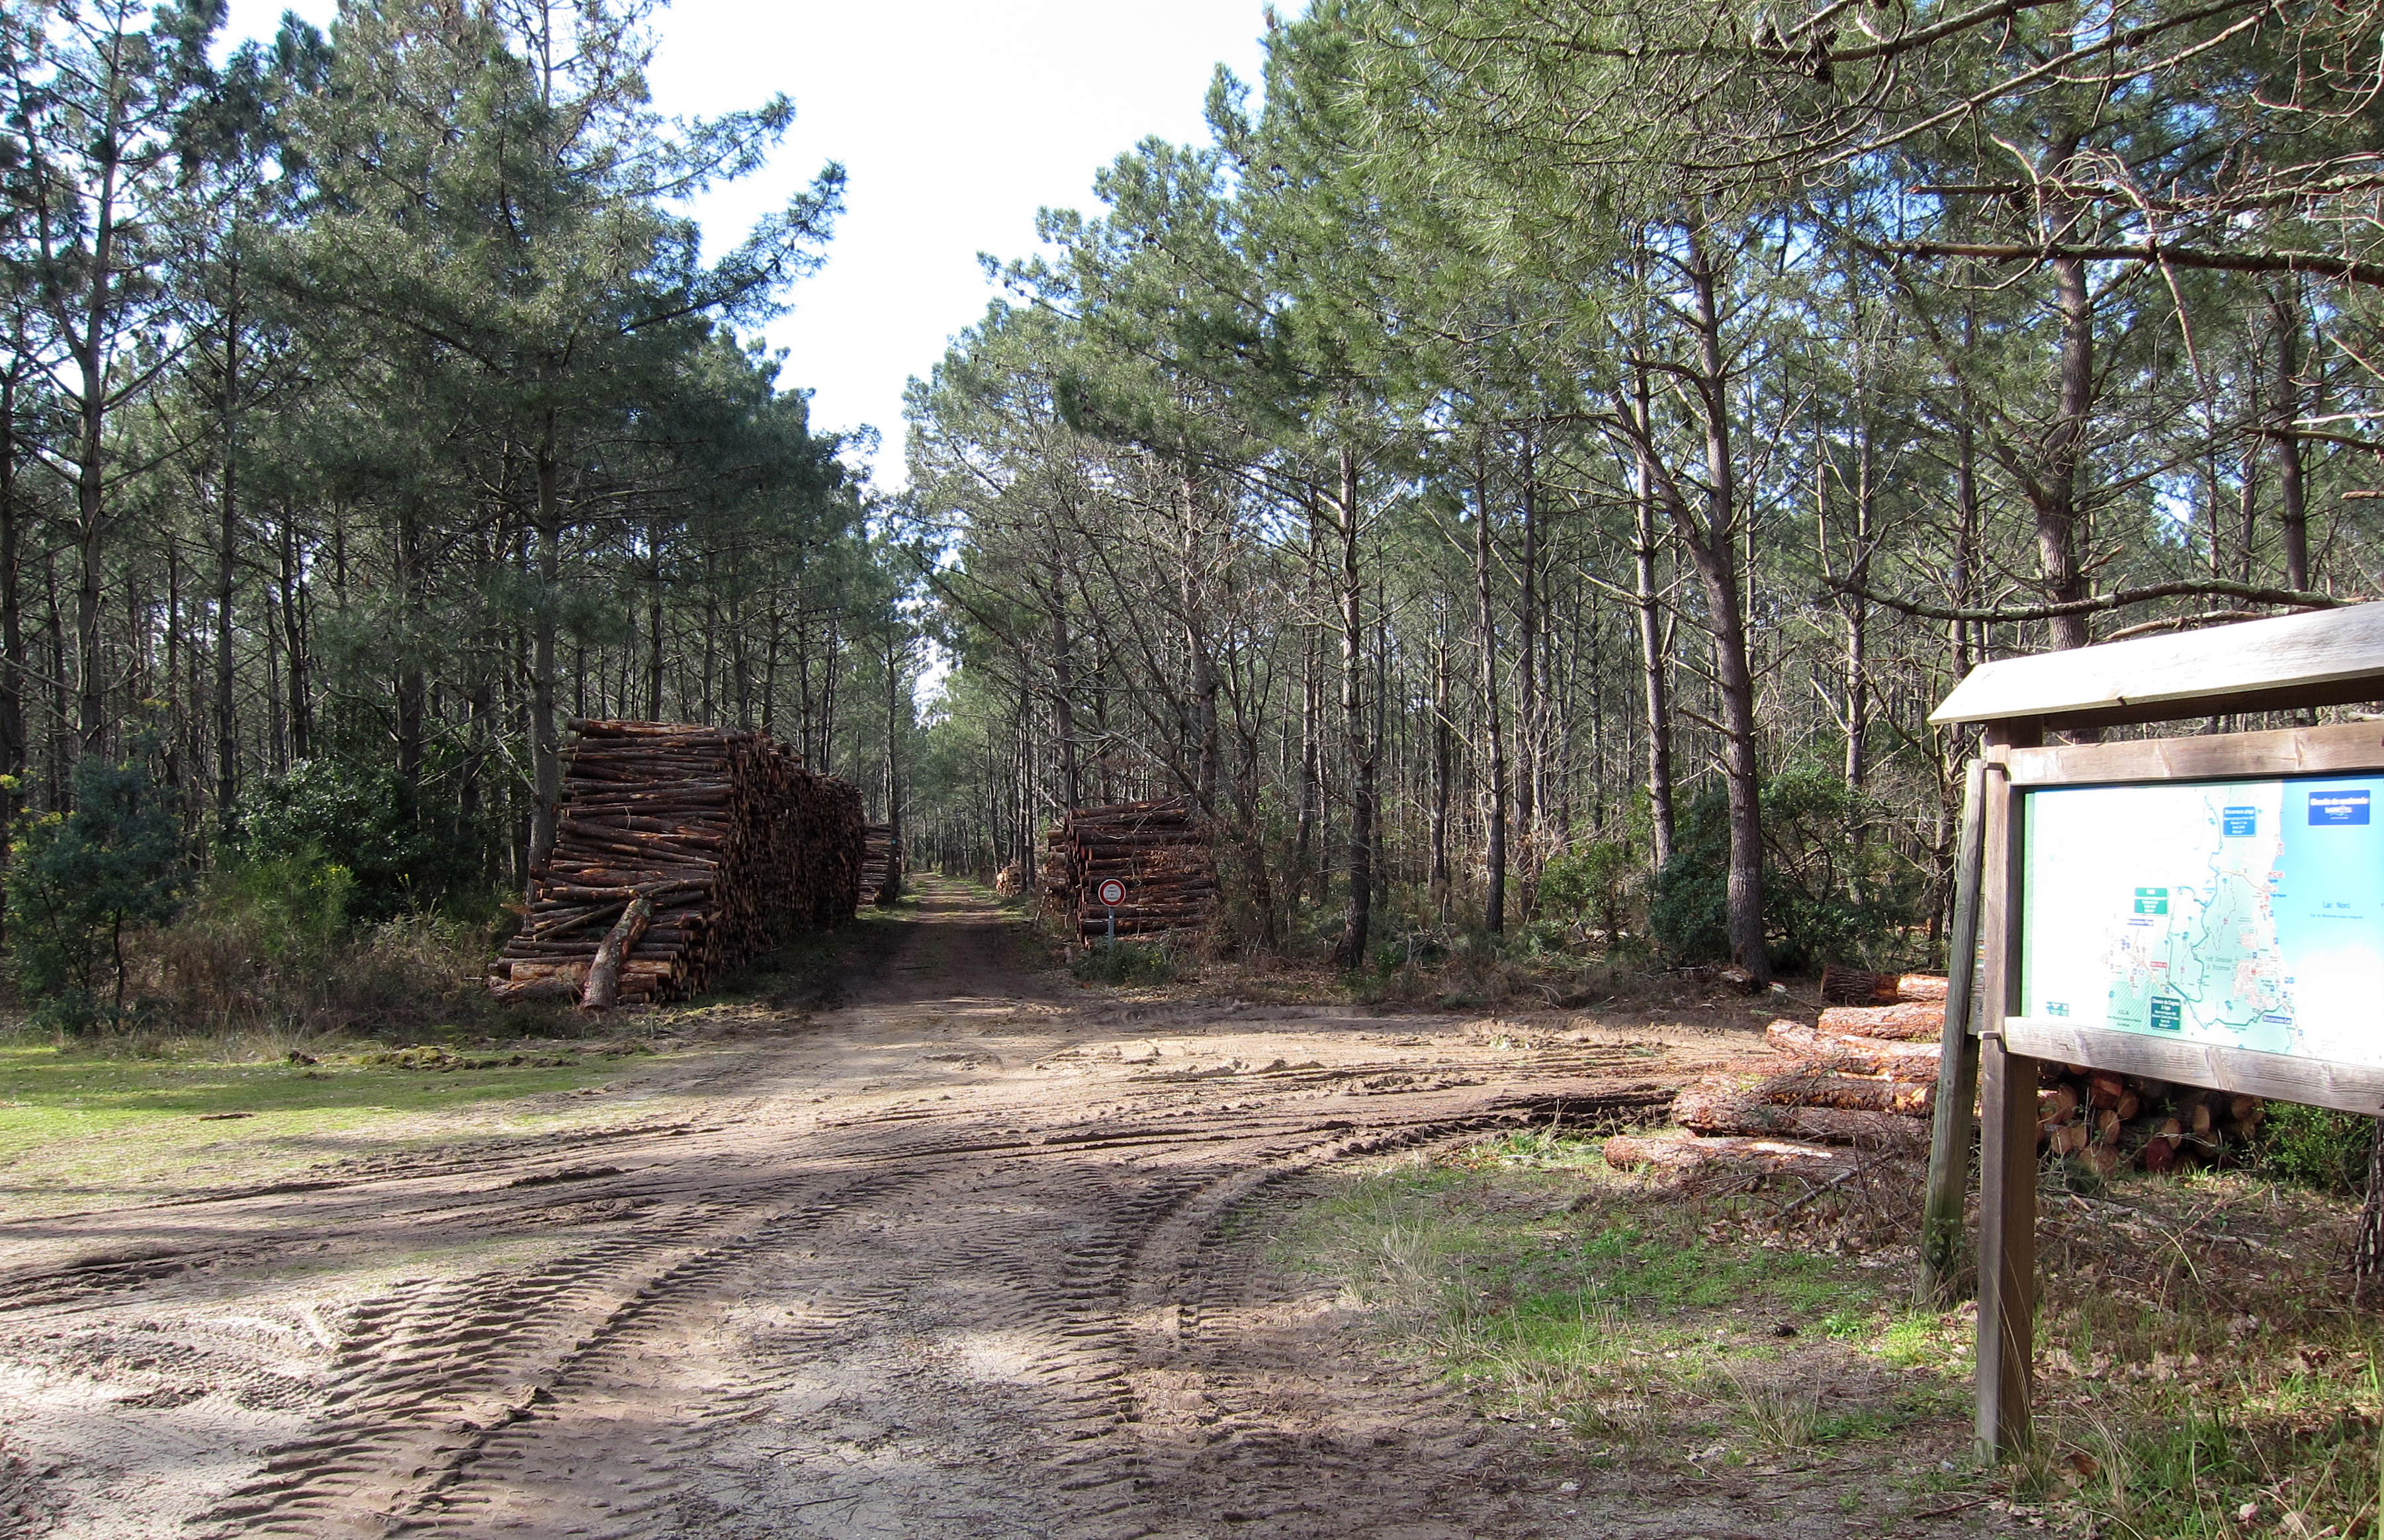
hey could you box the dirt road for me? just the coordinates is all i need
[0,879,1742,1539]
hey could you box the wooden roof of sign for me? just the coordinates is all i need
[1929,602,2384,731]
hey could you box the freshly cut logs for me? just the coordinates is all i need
[1816,1001,1947,1041]
[1044,798,1217,947]
[1764,1019,1944,1078]
[486,720,865,1007]
[1820,965,1950,1005]
[1674,1075,1929,1152]
[1603,1132,1857,1175]
[1756,1069,1933,1115]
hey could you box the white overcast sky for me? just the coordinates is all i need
[218,0,1272,489]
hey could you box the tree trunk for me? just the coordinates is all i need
[2037,249,2095,650]
[1630,290,1676,874]
[530,438,564,877]
[1474,442,1507,935]
[1685,224,1769,984]
[1429,611,1452,921]
[2270,286,2311,591]
[1333,447,1374,970]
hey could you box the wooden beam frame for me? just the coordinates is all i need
[1974,720,2039,1459]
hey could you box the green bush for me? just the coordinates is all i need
[237,759,482,921]
[2257,1101,2375,1196]
[1535,836,1638,947]
[1648,767,1923,972]
[1071,941,1178,985]
[7,754,187,1031]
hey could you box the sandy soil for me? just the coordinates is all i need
[0,879,1971,1539]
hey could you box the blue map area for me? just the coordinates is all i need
[2023,774,2384,1066]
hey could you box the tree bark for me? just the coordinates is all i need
[1332,447,1374,970]
[2270,286,2311,591]
[1473,441,1507,935]
[1683,222,1770,984]
[529,432,564,878]
[2037,249,2096,650]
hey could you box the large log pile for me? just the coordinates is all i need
[860,824,902,906]
[1043,798,1217,947]
[486,720,864,1008]
[1611,966,2270,1178]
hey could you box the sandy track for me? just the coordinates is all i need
[0,879,1734,1539]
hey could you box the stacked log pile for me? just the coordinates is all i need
[860,824,902,906]
[1609,964,2270,1177]
[1043,798,1216,946]
[486,720,863,1008]
[2036,1068,2266,1177]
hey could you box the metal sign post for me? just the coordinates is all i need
[1096,877,1126,952]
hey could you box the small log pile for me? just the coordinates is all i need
[486,720,863,1008]
[860,824,902,907]
[1608,962,2272,1179]
[1043,798,1217,947]
[2036,1067,2266,1177]
[1614,974,1954,1174]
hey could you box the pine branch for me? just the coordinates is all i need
[1828,577,2346,624]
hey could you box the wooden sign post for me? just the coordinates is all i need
[1927,603,2384,1460]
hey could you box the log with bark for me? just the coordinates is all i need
[1815,1001,1947,1042]
[1603,1131,1860,1175]
[1819,966,1951,1005]
[486,720,865,1007]
[1764,1019,1944,1078]
[1673,1074,1929,1152]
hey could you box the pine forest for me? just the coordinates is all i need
[2,0,2380,1016]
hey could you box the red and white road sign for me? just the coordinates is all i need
[1096,878,1127,907]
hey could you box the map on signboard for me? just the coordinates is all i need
[2022,775,2384,1066]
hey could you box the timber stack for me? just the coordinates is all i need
[1607,964,2268,1177]
[860,824,902,906]
[486,720,864,1009]
[1043,797,1216,947]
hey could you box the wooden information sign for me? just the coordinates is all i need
[1926,605,2384,1460]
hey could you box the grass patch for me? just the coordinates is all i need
[1269,1125,1938,1459]
[0,1030,668,1216]
[1268,1118,2384,1536]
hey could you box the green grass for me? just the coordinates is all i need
[1268,1127,1952,1457]
[0,1033,661,1215]
[1267,1122,2384,1536]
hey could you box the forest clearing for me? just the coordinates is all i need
[12,0,2384,1534]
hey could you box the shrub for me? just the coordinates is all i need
[1071,941,1178,986]
[1535,837,1638,948]
[2257,1101,2375,1196]
[236,759,483,921]
[6,754,187,1031]
[1648,767,1923,972]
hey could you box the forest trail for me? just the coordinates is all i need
[0,879,1764,1539]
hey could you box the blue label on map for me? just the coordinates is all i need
[2224,807,2259,836]
[2148,998,2183,1031]
[2311,791,2371,825]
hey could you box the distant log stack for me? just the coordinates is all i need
[860,824,902,906]
[1610,963,2270,1178]
[485,720,865,1007]
[1043,798,1217,947]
